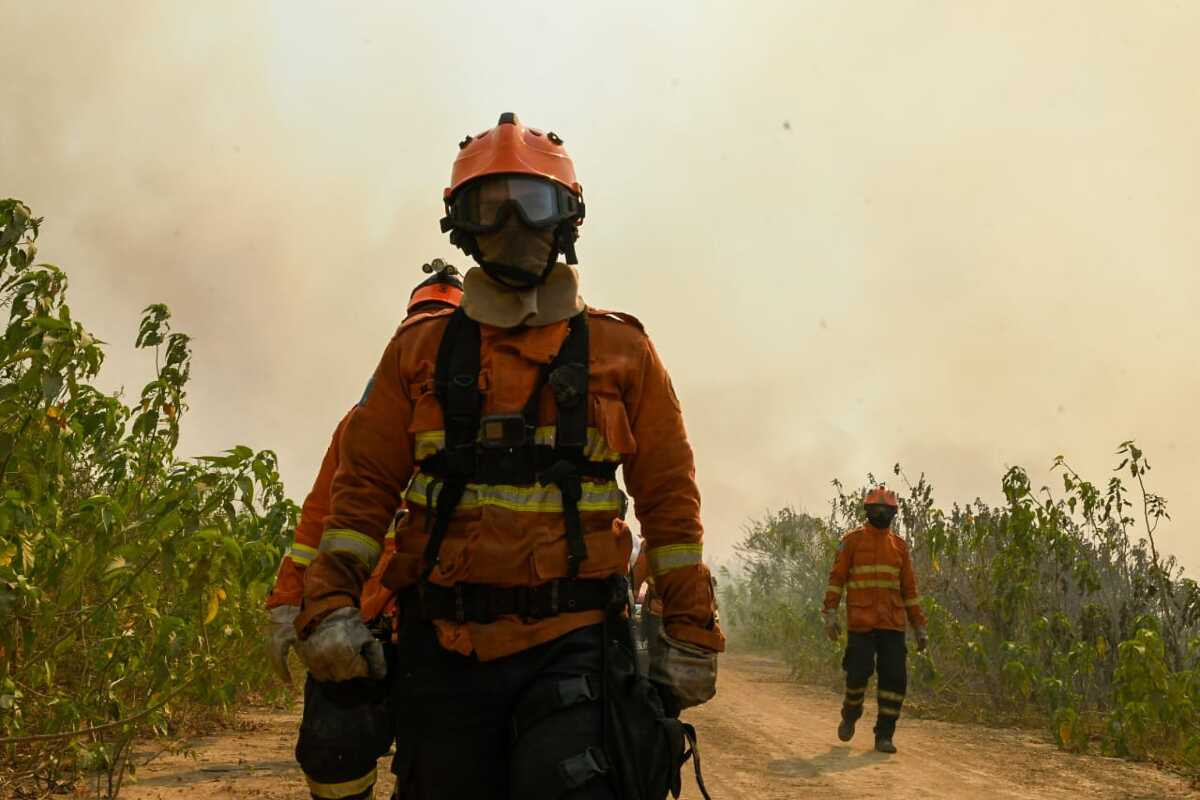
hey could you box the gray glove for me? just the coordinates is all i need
[822,609,841,642]
[649,629,718,714]
[914,626,929,653]
[297,607,387,683]
[267,605,300,682]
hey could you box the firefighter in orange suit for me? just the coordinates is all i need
[294,113,723,800]
[822,487,928,754]
[265,262,462,800]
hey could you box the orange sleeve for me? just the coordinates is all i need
[621,336,724,652]
[823,535,853,612]
[900,540,927,628]
[265,412,349,609]
[297,336,415,635]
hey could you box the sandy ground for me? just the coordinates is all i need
[122,652,1198,800]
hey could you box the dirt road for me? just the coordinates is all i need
[123,652,1197,799]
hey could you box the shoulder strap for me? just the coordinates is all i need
[538,312,591,578]
[423,309,480,580]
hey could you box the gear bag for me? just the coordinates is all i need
[602,582,711,800]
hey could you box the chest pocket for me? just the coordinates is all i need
[591,394,636,459]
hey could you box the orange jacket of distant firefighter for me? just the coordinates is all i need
[823,525,927,633]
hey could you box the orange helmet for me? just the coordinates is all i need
[445,112,582,199]
[864,487,898,508]
[407,259,463,314]
[440,113,585,273]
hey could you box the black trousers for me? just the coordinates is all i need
[390,622,617,800]
[841,629,908,737]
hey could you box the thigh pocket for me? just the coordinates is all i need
[510,674,609,799]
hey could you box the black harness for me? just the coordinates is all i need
[409,308,618,622]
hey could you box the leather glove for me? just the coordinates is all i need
[649,629,718,716]
[914,626,929,653]
[822,609,841,642]
[267,605,300,682]
[297,607,387,683]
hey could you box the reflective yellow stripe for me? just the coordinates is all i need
[878,706,901,717]
[288,542,318,567]
[648,543,703,576]
[406,473,623,514]
[904,596,922,607]
[849,564,900,576]
[878,689,905,703]
[413,426,623,463]
[845,686,866,696]
[825,584,844,596]
[319,529,382,568]
[846,579,901,591]
[306,766,377,799]
[844,696,864,707]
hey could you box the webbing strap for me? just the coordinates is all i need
[422,309,480,579]
[540,312,590,579]
[422,310,594,582]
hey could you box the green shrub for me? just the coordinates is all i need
[0,200,298,797]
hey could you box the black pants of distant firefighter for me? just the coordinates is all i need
[842,629,907,738]
[389,622,616,800]
[295,672,394,800]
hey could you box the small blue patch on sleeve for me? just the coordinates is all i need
[357,375,376,407]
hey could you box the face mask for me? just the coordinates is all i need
[865,505,897,529]
[475,217,554,276]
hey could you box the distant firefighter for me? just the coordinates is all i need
[821,487,928,754]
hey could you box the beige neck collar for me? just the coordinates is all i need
[461,262,585,328]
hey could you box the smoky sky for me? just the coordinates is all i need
[3,1,1198,572]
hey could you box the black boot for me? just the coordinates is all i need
[874,735,896,754]
[837,716,856,742]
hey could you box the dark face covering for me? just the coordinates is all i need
[865,504,897,529]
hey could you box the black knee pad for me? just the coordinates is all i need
[296,675,394,799]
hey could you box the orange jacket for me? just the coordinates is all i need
[265,410,399,622]
[822,525,927,633]
[299,307,724,661]
[631,547,663,617]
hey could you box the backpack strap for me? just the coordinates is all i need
[421,309,480,580]
[538,312,590,578]
[422,310,595,583]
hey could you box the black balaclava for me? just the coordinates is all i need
[865,504,898,530]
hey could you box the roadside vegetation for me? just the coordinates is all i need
[0,200,297,798]
[720,448,1200,776]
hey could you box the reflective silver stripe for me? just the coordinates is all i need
[648,543,703,577]
[319,529,382,568]
[288,542,318,567]
[878,689,905,702]
[849,564,900,576]
[412,426,623,463]
[904,596,922,607]
[878,706,901,717]
[825,584,844,596]
[406,473,623,514]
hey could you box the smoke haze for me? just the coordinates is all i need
[3,1,1198,571]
